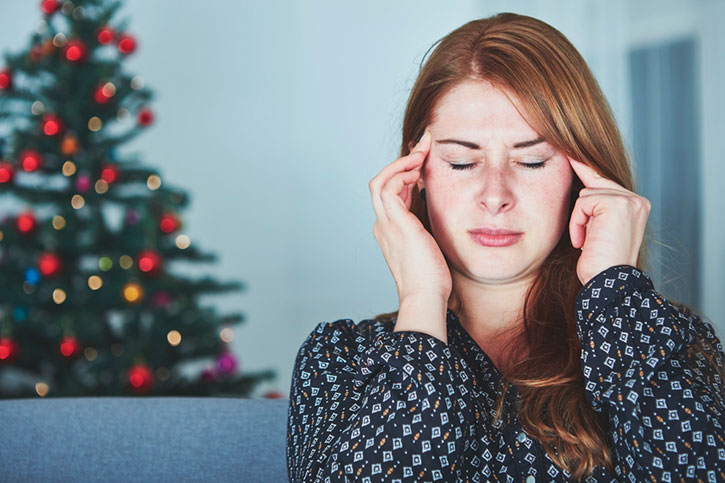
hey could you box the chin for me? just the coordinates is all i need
[465,258,527,281]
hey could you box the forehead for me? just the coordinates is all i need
[431,80,539,142]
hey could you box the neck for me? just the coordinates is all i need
[449,270,535,371]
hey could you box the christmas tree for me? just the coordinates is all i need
[0,0,277,398]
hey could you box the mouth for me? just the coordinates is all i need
[469,227,523,247]
[468,227,522,235]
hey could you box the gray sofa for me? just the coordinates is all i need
[0,397,289,482]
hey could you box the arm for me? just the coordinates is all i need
[287,318,480,482]
[576,264,725,481]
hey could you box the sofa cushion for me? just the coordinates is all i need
[0,397,289,483]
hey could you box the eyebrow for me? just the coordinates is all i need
[435,137,544,149]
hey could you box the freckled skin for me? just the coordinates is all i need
[417,79,574,285]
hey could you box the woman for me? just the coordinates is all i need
[287,12,724,482]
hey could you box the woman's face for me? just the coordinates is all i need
[417,79,574,284]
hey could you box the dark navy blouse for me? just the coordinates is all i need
[287,265,724,482]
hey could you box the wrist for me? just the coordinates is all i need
[399,290,450,308]
[395,294,449,344]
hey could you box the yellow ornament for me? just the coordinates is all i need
[122,282,143,304]
[61,134,79,156]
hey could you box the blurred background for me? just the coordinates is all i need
[0,0,722,399]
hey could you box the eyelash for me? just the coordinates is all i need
[449,161,548,171]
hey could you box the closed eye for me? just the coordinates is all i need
[517,161,547,170]
[449,163,475,171]
[449,161,548,171]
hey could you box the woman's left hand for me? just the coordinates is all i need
[568,158,651,286]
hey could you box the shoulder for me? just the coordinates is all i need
[296,315,396,358]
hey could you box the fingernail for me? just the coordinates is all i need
[417,130,430,145]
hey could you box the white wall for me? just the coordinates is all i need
[0,1,720,398]
[626,0,725,334]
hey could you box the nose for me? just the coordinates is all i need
[477,165,515,214]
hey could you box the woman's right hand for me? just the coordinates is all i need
[369,130,453,306]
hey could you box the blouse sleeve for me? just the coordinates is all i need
[576,264,725,481]
[287,317,480,482]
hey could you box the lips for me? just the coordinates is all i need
[469,230,523,247]
[468,227,522,235]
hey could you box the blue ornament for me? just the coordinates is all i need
[13,306,28,322]
[25,267,41,285]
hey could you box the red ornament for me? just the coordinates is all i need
[0,162,14,183]
[127,364,154,393]
[59,335,81,358]
[200,368,216,383]
[30,45,44,62]
[0,337,19,363]
[16,212,37,234]
[62,39,88,63]
[117,34,137,54]
[263,390,284,399]
[0,69,12,90]
[159,213,181,234]
[137,108,153,126]
[41,38,56,56]
[41,114,64,136]
[93,84,115,104]
[97,26,115,45]
[19,149,43,172]
[100,163,119,183]
[38,252,62,277]
[40,0,60,15]
[94,86,109,104]
[137,250,162,275]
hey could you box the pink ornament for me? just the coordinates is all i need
[75,174,91,192]
[125,210,140,224]
[151,291,172,308]
[216,352,238,374]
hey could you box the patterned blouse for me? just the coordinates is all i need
[286,265,724,482]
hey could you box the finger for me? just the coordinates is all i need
[369,131,430,224]
[404,181,415,210]
[370,159,423,225]
[382,170,419,212]
[569,193,600,248]
[569,157,626,191]
[380,170,420,226]
[578,187,634,198]
[404,164,423,208]
[569,192,611,248]
[370,131,430,195]
[400,173,415,208]
[369,153,424,200]
[407,129,432,155]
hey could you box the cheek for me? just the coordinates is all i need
[533,165,574,228]
[422,167,461,233]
